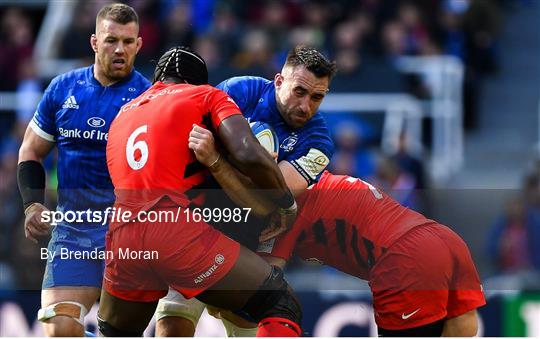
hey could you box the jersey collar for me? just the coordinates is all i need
[87,65,136,88]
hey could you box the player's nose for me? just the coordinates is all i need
[115,42,125,54]
[299,97,310,115]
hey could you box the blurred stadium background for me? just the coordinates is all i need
[0,0,539,336]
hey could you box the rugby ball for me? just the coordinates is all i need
[250,121,279,154]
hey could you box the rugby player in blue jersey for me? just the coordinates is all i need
[156,45,337,337]
[16,3,149,336]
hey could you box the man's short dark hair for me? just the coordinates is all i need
[285,45,337,79]
[96,3,139,26]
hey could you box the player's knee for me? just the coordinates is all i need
[156,316,196,337]
[240,265,302,325]
[39,301,87,336]
[42,316,85,337]
[97,316,143,337]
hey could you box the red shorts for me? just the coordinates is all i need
[369,224,485,330]
[103,203,240,302]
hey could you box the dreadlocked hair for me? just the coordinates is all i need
[152,46,208,85]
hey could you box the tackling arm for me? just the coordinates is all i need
[217,115,296,211]
[188,124,276,216]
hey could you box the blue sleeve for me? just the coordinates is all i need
[216,76,267,113]
[31,76,60,142]
[283,121,335,185]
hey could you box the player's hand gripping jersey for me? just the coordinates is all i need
[106,81,241,228]
[217,76,333,185]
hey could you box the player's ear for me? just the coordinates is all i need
[90,34,98,53]
[274,73,283,88]
[136,37,143,54]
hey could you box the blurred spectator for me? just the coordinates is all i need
[486,197,540,273]
[0,7,35,153]
[0,147,23,263]
[16,58,41,127]
[59,1,96,62]
[391,132,426,189]
[464,0,502,74]
[438,0,468,60]
[0,7,34,91]
[329,121,376,179]
[231,28,274,78]
[381,20,407,61]
[209,3,243,61]
[193,34,236,85]
[397,1,429,55]
[372,155,418,209]
[129,0,161,76]
[160,1,194,51]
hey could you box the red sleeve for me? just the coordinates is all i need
[206,87,242,130]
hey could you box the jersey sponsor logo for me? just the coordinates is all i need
[293,148,330,180]
[215,254,225,264]
[401,308,420,320]
[62,95,79,109]
[87,117,106,128]
[194,253,225,284]
[280,134,298,152]
[257,239,275,253]
[58,127,108,141]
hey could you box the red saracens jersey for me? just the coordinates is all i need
[258,171,435,279]
[106,82,241,225]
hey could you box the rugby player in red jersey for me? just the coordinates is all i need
[187,125,486,337]
[97,47,302,337]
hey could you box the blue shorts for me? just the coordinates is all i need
[42,225,106,289]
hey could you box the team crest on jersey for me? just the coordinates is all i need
[87,117,106,128]
[280,133,298,152]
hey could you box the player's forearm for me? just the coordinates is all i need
[228,143,288,190]
[219,116,295,209]
[18,127,53,210]
[210,156,276,216]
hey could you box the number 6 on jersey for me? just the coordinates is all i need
[126,125,149,170]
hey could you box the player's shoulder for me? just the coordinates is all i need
[129,69,151,88]
[218,76,272,92]
[304,112,330,132]
[297,113,333,148]
[49,66,92,89]
[314,171,353,189]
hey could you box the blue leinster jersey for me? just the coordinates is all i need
[217,76,334,185]
[30,66,150,225]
